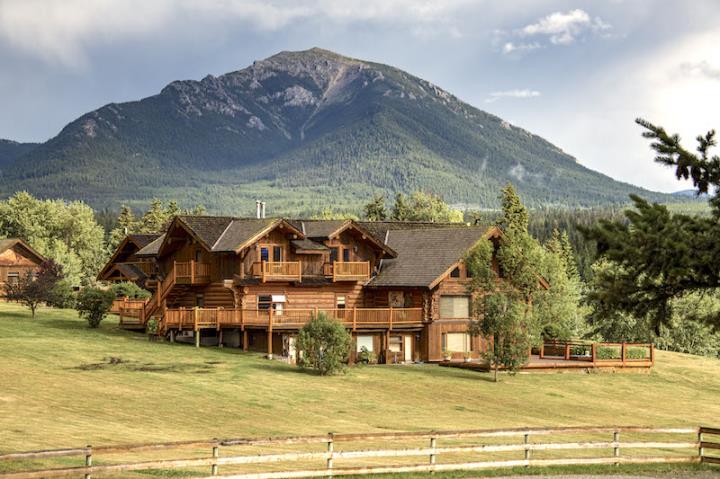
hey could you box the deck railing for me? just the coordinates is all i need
[254,261,303,282]
[161,307,424,332]
[332,261,370,281]
[174,260,211,284]
[1,425,717,479]
[539,339,654,367]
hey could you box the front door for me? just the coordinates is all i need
[404,335,413,362]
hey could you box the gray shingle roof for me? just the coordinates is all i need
[135,234,165,257]
[290,220,347,238]
[211,218,277,251]
[369,227,490,288]
[357,221,474,244]
[291,239,328,251]
[127,234,161,249]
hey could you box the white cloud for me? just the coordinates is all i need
[678,60,720,81]
[0,0,474,68]
[499,9,612,54]
[485,89,541,103]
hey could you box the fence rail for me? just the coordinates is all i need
[1,425,717,479]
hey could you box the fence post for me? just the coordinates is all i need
[524,432,531,464]
[84,445,92,479]
[699,428,704,462]
[613,431,620,465]
[429,435,437,467]
[327,432,334,474]
[211,440,220,476]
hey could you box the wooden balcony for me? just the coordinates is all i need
[253,261,302,282]
[161,307,424,332]
[332,261,370,281]
[174,260,211,285]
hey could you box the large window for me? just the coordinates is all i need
[260,247,269,262]
[258,295,272,310]
[273,246,282,262]
[356,335,374,352]
[439,296,470,319]
[389,335,402,352]
[329,247,338,263]
[442,333,470,352]
[342,248,350,262]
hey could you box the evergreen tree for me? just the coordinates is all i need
[140,199,167,233]
[391,193,410,221]
[496,183,529,234]
[109,205,138,248]
[363,194,388,221]
[584,119,720,333]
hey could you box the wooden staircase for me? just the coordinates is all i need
[140,265,177,332]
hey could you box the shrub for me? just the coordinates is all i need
[47,279,77,309]
[146,318,159,335]
[296,313,351,375]
[596,346,621,360]
[76,288,115,328]
[110,282,151,299]
[357,346,377,365]
[626,346,649,360]
[5,259,64,318]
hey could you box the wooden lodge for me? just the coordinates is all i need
[101,216,653,369]
[0,238,45,293]
[102,216,502,363]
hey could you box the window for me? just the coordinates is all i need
[260,247,269,262]
[194,250,202,262]
[389,335,403,352]
[329,247,338,263]
[7,272,20,285]
[273,246,282,262]
[342,248,350,262]
[439,296,470,319]
[195,294,205,307]
[442,333,470,352]
[336,295,346,318]
[258,295,273,310]
[450,267,461,278]
[356,335,374,352]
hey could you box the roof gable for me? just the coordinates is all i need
[0,238,45,265]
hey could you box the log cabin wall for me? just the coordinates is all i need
[0,245,42,289]
[238,282,365,310]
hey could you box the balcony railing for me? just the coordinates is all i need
[161,307,424,332]
[253,261,302,282]
[174,260,211,284]
[332,261,370,281]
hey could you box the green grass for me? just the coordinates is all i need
[2,303,720,477]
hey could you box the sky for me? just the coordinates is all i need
[0,0,719,193]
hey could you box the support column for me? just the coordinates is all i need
[195,329,200,348]
[243,330,249,351]
[267,306,274,359]
[218,329,224,348]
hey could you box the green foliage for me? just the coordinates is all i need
[356,346,378,365]
[47,279,77,309]
[0,192,107,285]
[583,119,720,336]
[389,192,463,222]
[146,318,159,335]
[75,287,115,328]
[363,194,388,221]
[296,312,351,375]
[5,259,64,318]
[108,200,206,248]
[109,282,151,300]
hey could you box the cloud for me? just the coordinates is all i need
[0,0,474,68]
[678,60,720,81]
[499,9,611,54]
[485,89,540,103]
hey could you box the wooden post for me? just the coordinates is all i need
[211,441,219,476]
[243,329,249,351]
[84,445,92,479]
[389,307,394,331]
[298,260,302,282]
[539,342,544,359]
[524,432,530,463]
[327,433,334,473]
[699,429,704,460]
[591,343,597,364]
[429,436,437,466]
[267,305,274,359]
[621,342,626,365]
[191,260,196,283]
[650,344,655,366]
[170,329,176,343]
[195,329,200,348]
[613,431,620,465]
[385,329,391,364]
[218,329,224,348]
[564,343,570,360]
[352,307,357,331]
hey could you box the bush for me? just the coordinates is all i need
[47,279,77,309]
[357,346,377,365]
[110,282,151,299]
[596,346,621,360]
[76,288,115,328]
[296,313,351,375]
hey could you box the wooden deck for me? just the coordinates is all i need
[441,342,655,372]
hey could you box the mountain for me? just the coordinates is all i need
[0,48,681,215]
[0,139,38,170]
[672,189,708,198]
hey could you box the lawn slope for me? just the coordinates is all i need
[1,303,720,452]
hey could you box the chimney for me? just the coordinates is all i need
[260,201,266,219]
[255,200,261,219]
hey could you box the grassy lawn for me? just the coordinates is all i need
[1,302,720,477]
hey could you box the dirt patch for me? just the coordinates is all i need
[73,357,215,374]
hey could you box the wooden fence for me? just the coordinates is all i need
[1,426,718,479]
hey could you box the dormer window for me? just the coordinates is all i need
[450,266,461,278]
